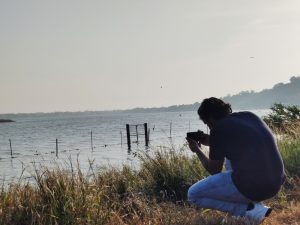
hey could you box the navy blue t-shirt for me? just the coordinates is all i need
[209,112,285,201]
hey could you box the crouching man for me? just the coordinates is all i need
[187,97,285,224]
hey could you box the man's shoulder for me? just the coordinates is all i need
[228,111,262,124]
[230,111,257,118]
[213,111,258,132]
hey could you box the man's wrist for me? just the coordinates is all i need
[196,149,207,160]
[194,148,202,155]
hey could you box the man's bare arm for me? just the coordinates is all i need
[195,150,223,174]
[187,138,223,175]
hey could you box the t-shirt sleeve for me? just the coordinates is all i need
[209,128,225,160]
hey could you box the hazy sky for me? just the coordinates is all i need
[1,0,300,114]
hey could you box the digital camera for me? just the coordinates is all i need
[186,130,205,142]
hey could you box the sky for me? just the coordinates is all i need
[1,0,300,114]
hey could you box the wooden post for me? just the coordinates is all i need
[169,121,172,138]
[144,123,149,146]
[9,139,12,158]
[126,124,131,149]
[120,130,123,146]
[147,128,150,146]
[135,125,139,143]
[56,139,58,157]
[90,130,94,151]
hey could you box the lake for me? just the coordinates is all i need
[0,109,269,183]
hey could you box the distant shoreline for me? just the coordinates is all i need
[0,107,270,117]
[1,76,299,116]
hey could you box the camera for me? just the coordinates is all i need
[186,130,205,142]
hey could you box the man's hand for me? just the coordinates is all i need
[186,138,201,153]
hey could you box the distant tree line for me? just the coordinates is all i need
[222,76,300,109]
[123,102,201,113]
[126,76,300,113]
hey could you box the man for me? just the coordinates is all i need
[186,97,285,224]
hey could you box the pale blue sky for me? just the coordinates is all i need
[1,0,300,113]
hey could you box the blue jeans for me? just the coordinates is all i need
[188,159,253,216]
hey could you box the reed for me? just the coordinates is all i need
[137,147,208,202]
[0,129,300,224]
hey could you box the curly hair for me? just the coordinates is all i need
[197,97,232,123]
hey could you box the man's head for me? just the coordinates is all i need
[198,97,232,129]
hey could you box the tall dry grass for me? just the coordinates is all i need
[0,126,300,224]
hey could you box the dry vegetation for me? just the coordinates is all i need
[1,139,299,225]
[1,106,300,225]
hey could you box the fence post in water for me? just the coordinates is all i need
[9,139,12,158]
[144,123,149,146]
[56,139,58,157]
[126,124,131,149]
[135,125,139,143]
[120,130,123,146]
[169,121,172,138]
[90,130,94,151]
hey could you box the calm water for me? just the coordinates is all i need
[0,109,269,183]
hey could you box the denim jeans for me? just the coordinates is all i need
[188,159,257,216]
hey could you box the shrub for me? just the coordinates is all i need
[263,103,300,135]
[279,138,300,177]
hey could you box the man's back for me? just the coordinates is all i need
[210,111,285,201]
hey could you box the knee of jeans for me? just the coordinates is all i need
[187,186,198,203]
[187,189,206,206]
[187,188,194,202]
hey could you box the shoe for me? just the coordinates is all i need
[244,203,272,224]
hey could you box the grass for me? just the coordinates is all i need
[0,131,300,224]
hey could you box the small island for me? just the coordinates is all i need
[0,119,15,123]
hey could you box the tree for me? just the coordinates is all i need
[290,76,300,84]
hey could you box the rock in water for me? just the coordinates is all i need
[0,119,15,123]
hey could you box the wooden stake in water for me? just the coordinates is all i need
[126,124,131,150]
[120,130,123,146]
[9,139,12,158]
[144,123,149,147]
[169,121,172,138]
[136,125,139,143]
[56,139,58,157]
[91,130,94,151]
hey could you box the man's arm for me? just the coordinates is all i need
[187,138,223,175]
